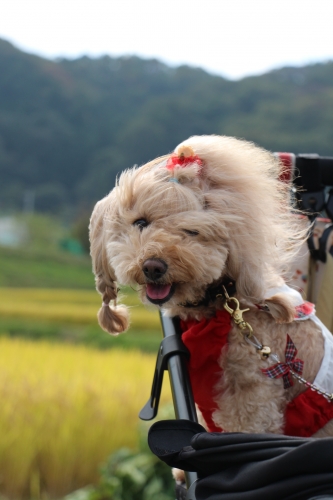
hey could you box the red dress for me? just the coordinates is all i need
[181,310,333,437]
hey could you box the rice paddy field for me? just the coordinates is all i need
[0,338,171,498]
[0,247,172,498]
[0,287,161,328]
[0,287,163,352]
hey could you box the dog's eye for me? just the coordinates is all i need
[183,229,199,236]
[133,218,149,231]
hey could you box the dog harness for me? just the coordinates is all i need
[180,292,333,437]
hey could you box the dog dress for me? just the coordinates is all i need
[180,287,333,437]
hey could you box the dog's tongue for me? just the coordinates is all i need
[146,284,171,300]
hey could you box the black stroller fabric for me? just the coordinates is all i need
[148,419,333,500]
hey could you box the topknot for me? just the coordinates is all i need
[176,145,195,158]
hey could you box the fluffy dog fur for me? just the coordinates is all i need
[90,135,333,437]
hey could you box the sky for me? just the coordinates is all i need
[1,0,333,80]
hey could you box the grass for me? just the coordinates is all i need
[0,213,92,288]
[0,219,173,499]
[0,287,163,352]
[0,246,93,288]
[0,338,172,499]
[0,215,163,351]
[0,287,160,327]
[0,318,162,352]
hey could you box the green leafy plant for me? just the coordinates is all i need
[65,406,176,500]
[86,448,174,500]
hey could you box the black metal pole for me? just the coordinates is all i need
[159,312,198,497]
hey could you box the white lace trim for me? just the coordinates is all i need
[265,283,333,394]
[311,315,333,394]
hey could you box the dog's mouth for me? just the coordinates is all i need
[146,283,175,305]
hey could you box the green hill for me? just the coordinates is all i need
[1,37,333,214]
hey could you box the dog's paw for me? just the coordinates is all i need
[172,467,186,483]
[173,469,187,500]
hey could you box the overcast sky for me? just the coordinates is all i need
[1,0,333,80]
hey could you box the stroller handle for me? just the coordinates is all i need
[297,154,333,187]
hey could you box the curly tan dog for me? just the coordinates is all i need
[90,135,333,438]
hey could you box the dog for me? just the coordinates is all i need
[89,135,333,439]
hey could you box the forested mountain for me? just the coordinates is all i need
[1,37,333,215]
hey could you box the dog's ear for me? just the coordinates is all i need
[265,293,295,323]
[89,196,130,335]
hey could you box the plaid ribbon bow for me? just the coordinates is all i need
[261,335,304,389]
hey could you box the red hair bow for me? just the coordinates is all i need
[165,154,203,170]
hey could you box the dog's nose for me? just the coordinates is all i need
[143,259,168,281]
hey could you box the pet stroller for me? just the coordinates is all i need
[140,153,333,500]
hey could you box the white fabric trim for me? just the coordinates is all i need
[265,284,304,306]
[312,314,333,395]
[264,283,333,395]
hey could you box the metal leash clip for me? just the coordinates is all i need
[222,287,253,337]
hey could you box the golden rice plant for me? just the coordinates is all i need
[0,338,171,498]
[0,288,160,330]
